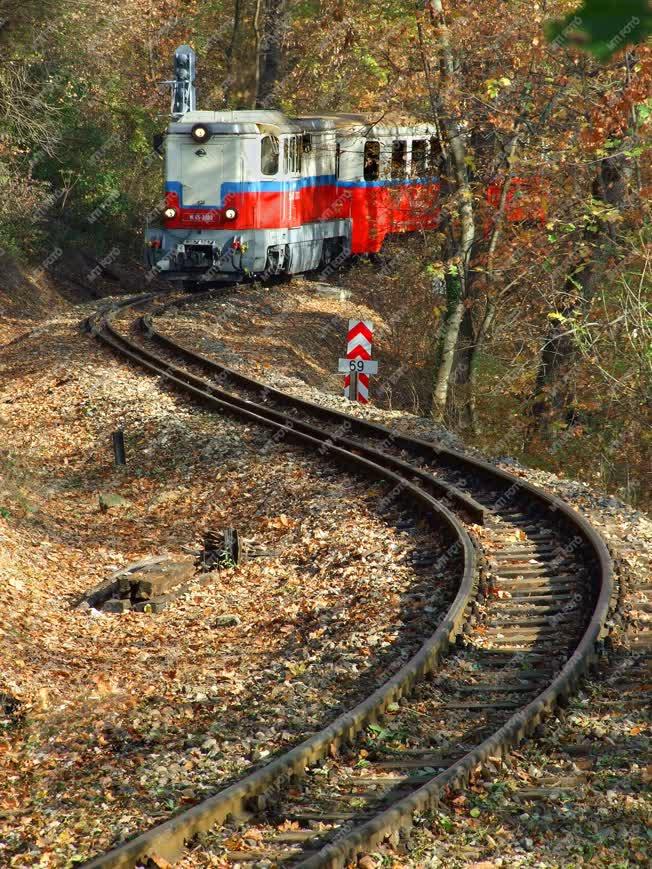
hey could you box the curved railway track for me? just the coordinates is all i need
[83,289,614,868]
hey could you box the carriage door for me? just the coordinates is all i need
[282,135,303,227]
[179,140,224,208]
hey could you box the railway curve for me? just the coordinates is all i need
[81,289,614,868]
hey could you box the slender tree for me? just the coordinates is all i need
[425,0,476,421]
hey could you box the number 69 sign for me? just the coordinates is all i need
[338,358,378,375]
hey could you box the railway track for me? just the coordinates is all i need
[83,290,614,868]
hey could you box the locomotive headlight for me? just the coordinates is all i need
[163,207,177,219]
[224,207,237,220]
[191,124,210,142]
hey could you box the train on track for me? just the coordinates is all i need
[145,46,543,287]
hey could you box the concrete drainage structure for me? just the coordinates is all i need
[80,556,196,614]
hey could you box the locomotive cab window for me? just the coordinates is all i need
[284,135,303,174]
[391,140,407,179]
[364,140,380,181]
[412,140,427,177]
[261,135,280,175]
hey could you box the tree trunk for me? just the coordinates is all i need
[465,135,520,432]
[256,0,287,109]
[252,0,263,108]
[432,271,465,419]
[426,0,476,421]
[445,305,474,428]
[468,298,496,433]
[531,257,602,435]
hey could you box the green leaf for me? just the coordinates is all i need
[426,262,444,278]
[470,807,481,818]
[636,100,652,123]
[545,0,652,61]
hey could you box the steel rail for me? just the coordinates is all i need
[83,291,613,868]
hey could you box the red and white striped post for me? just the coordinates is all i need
[340,320,377,404]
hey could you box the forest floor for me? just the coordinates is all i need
[0,277,650,867]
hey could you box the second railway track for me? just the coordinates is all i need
[83,289,614,868]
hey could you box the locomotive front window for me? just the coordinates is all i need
[391,140,407,179]
[261,135,279,175]
[364,141,380,181]
[412,140,427,177]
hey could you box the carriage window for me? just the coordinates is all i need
[429,136,443,175]
[261,135,279,175]
[391,140,407,179]
[364,140,380,181]
[412,140,427,177]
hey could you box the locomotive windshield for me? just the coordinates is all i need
[261,135,279,175]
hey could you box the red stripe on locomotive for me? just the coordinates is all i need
[164,179,441,254]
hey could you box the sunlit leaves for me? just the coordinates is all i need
[484,76,512,99]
